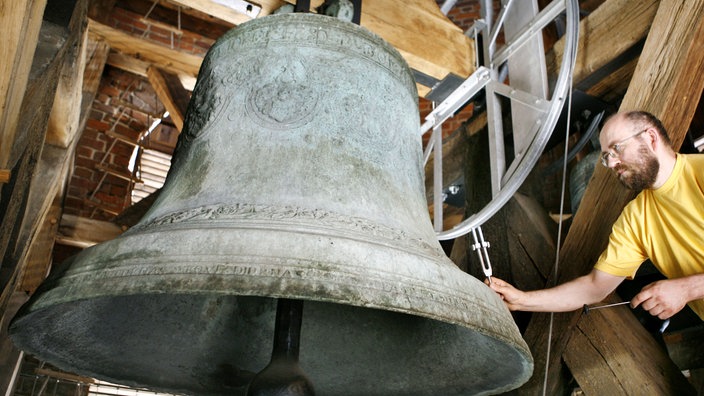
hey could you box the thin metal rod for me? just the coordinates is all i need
[433,119,443,232]
[488,0,513,54]
[582,300,630,313]
[543,3,579,393]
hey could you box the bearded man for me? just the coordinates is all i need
[489,110,704,321]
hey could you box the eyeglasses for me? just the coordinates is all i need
[600,128,648,167]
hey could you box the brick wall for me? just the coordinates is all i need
[65,68,163,219]
[108,6,215,56]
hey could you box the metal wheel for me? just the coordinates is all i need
[422,0,580,240]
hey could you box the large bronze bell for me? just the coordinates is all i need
[11,13,532,395]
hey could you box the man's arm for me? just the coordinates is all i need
[632,273,704,319]
[489,269,625,312]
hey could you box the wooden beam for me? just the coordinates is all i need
[0,170,10,184]
[45,23,90,148]
[87,18,203,78]
[83,36,111,103]
[0,0,48,168]
[179,0,473,96]
[106,46,197,91]
[564,300,695,394]
[56,214,124,248]
[169,0,264,25]
[359,0,473,83]
[146,66,191,132]
[549,0,659,88]
[519,0,704,394]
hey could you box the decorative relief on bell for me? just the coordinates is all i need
[129,203,441,255]
[245,60,320,130]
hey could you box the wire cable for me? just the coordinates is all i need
[542,1,580,393]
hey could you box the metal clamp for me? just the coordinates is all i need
[470,226,493,284]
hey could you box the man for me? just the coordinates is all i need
[490,110,704,320]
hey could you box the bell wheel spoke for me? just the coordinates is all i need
[425,0,579,240]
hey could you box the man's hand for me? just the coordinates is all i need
[486,277,526,311]
[631,278,691,319]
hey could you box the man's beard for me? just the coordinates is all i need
[615,145,659,191]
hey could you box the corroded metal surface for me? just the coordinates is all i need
[11,13,532,395]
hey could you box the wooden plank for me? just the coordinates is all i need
[0,170,10,184]
[1,0,90,293]
[0,291,29,394]
[585,57,638,104]
[169,0,260,25]
[564,302,694,394]
[88,18,203,78]
[35,367,95,384]
[18,191,62,295]
[0,0,48,168]
[564,327,627,393]
[106,50,197,90]
[56,214,124,248]
[83,36,111,101]
[519,0,704,394]
[549,0,659,87]
[46,20,90,148]
[359,0,473,82]
[146,66,191,132]
[189,0,474,95]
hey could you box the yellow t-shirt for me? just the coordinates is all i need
[594,153,704,319]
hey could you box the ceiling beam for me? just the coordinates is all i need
[549,0,659,87]
[166,0,474,97]
[147,66,191,132]
[87,18,203,78]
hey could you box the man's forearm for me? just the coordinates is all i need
[514,270,624,312]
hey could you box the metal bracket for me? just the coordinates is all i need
[470,227,493,284]
[420,66,491,136]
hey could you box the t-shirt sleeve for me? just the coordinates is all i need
[593,209,647,279]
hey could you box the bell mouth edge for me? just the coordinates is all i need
[14,255,531,362]
[10,294,533,396]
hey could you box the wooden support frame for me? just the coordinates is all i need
[0,0,48,168]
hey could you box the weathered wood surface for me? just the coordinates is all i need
[82,37,111,107]
[87,18,203,78]
[107,51,197,91]
[179,0,474,97]
[564,298,695,395]
[56,214,124,248]
[0,0,48,168]
[45,27,89,148]
[519,0,704,394]
[549,0,659,87]
[147,66,190,132]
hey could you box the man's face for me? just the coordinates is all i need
[613,143,659,190]
[599,118,659,191]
